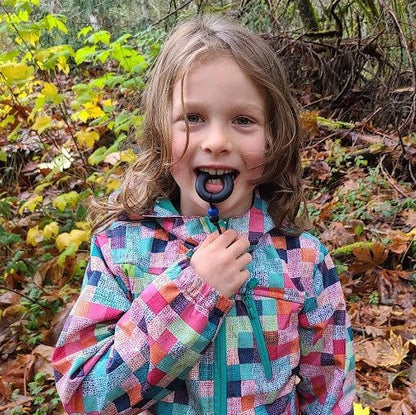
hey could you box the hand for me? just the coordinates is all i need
[190,229,252,298]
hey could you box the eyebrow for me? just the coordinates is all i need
[176,101,265,114]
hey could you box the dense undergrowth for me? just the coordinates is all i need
[0,1,415,414]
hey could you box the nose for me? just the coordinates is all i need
[200,123,232,155]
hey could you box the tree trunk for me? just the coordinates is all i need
[297,0,320,32]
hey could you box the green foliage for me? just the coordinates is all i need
[0,7,155,411]
[368,290,380,305]
[0,0,155,286]
[26,372,61,415]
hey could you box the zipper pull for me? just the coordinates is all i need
[241,278,258,319]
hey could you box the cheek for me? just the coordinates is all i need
[245,143,266,175]
[170,130,188,164]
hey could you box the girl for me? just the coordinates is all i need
[52,15,355,414]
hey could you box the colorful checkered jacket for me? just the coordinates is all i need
[52,195,356,414]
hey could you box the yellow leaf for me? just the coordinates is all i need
[17,10,29,22]
[32,115,53,134]
[55,229,90,253]
[102,98,114,108]
[56,55,70,74]
[34,182,52,194]
[105,176,121,193]
[378,331,409,367]
[353,403,370,415]
[75,221,91,231]
[56,233,70,252]
[120,148,137,164]
[43,222,59,239]
[41,82,58,97]
[27,225,44,246]
[69,229,90,248]
[52,191,80,211]
[19,195,43,214]
[0,62,34,84]
[406,228,416,237]
[75,130,100,148]
[72,102,105,122]
[17,28,41,46]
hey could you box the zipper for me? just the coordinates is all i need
[211,218,229,415]
[241,278,273,380]
[214,322,227,415]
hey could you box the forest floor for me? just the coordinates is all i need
[301,115,416,414]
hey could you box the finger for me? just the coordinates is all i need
[226,238,250,258]
[236,269,250,284]
[236,252,252,269]
[198,230,220,248]
[205,229,238,249]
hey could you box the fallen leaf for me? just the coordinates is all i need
[320,222,355,248]
[400,209,416,229]
[0,354,35,400]
[386,229,414,255]
[350,242,388,274]
[0,291,21,306]
[353,402,370,414]
[32,344,55,380]
[378,331,409,367]
[300,110,319,138]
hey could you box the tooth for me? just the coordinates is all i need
[199,168,235,175]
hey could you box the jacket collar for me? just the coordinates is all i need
[142,194,275,248]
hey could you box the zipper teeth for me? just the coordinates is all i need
[214,323,227,414]
[242,288,273,380]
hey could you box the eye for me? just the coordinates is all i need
[186,114,203,123]
[234,116,253,125]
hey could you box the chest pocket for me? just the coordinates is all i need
[235,278,305,392]
[252,283,304,361]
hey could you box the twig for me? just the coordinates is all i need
[377,0,416,137]
[0,284,51,310]
[0,397,33,412]
[378,156,410,198]
[409,160,416,186]
[151,0,194,27]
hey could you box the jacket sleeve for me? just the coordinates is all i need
[296,243,356,415]
[52,231,232,414]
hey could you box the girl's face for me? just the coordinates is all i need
[170,55,266,218]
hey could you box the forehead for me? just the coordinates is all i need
[173,50,230,85]
[173,53,262,95]
[172,56,264,107]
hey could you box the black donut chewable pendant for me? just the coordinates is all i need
[195,171,234,204]
[195,171,234,233]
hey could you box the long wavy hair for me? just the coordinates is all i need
[89,14,307,234]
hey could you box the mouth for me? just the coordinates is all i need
[195,168,237,203]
